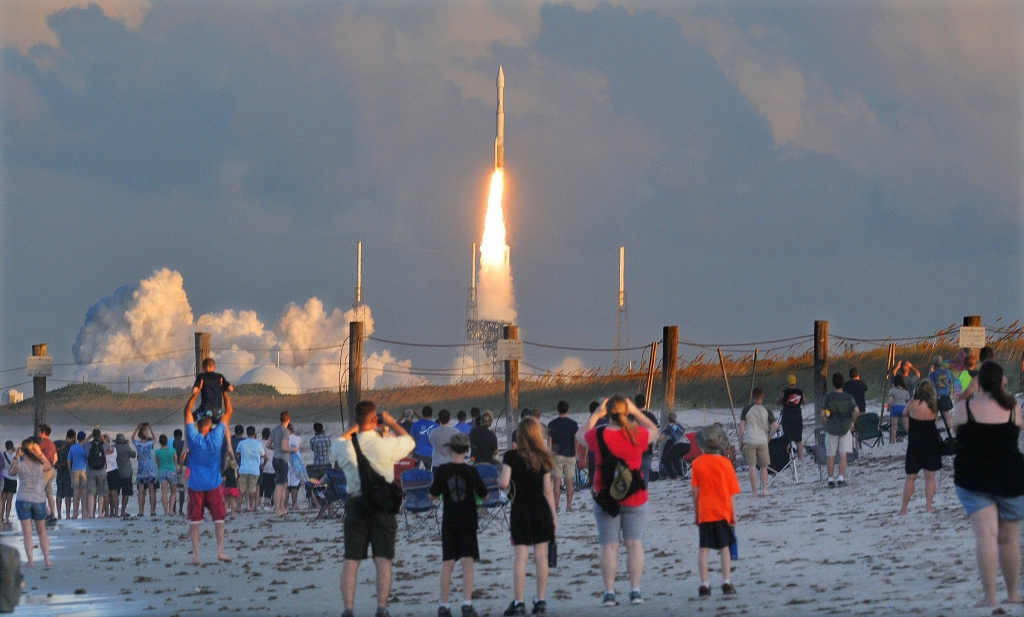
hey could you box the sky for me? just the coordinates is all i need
[1,0,1022,391]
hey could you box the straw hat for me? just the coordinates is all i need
[696,424,728,455]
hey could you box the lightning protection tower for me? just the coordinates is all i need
[615,246,630,370]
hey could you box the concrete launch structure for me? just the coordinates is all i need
[495,66,504,169]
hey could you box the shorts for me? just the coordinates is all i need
[938,395,954,412]
[87,471,107,496]
[224,487,240,499]
[43,469,54,499]
[441,526,480,561]
[188,486,226,523]
[551,455,575,480]
[259,473,276,498]
[781,413,803,443]
[413,454,432,470]
[15,500,46,521]
[119,476,135,496]
[742,443,770,469]
[272,458,289,485]
[56,469,73,499]
[71,470,88,491]
[955,486,1024,521]
[2,478,17,494]
[343,497,398,560]
[158,470,177,485]
[698,520,736,550]
[107,471,121,492]
[890,405,906,418]
[510,505,555,546]
[137,476,156,489]
[825,432,853,457]
[238,474,259,494]
[593,502,647,544]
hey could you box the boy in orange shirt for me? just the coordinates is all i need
[691,423,741,597]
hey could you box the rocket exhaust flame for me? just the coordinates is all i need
[477,170,516,322]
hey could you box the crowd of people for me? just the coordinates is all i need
[2,351,1021,613]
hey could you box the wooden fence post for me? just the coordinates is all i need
[662,326,678,425]
[504,325,519,432]
[195,332,211,375]
[32,344,47,432]
[814,321,829,430]
[347,322,363,427]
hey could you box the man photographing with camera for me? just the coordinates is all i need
[332,401,414,617]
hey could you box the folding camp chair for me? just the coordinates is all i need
[400,469,439,539]
[806,428,829,482]
[313,468,348,519]
[573,458,589,491]
[765,435,799,487]
[678,432,703,478]
[476,464,510,532]
[853,413,884,448]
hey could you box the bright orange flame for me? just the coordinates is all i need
[477,168,516,322]
[480,169,507,268]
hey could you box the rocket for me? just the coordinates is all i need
[495,66,504,169]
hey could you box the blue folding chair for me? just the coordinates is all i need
[400,469,439,539]
[313,468,348,519]
[475,464,510,532]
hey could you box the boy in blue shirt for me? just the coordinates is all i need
[410,406,438,468]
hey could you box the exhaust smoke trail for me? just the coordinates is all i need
[477,169,516,322]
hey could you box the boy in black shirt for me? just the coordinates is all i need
[429,432,488,617]
[192,358,233,420]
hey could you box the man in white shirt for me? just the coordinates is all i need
[332,401,414,617]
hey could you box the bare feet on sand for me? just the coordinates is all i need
[217,554,232,563]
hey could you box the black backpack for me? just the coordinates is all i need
[87,441,106,470]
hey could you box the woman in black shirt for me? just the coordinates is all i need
[498,417,556,616]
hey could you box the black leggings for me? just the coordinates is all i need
[661,441,691,478]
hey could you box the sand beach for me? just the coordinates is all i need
[0,407,1019,617]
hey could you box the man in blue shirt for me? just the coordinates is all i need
[410,406,438,469]
[454,410,473,435]
[68,431,88,519]
[929,355,956,413]
[184,387,234,565]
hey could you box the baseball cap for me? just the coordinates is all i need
[448,433,470,449]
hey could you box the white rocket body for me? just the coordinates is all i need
[495,66,504,169]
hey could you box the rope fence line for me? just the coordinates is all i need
[3,323,1022,394]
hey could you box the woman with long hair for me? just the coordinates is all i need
[952,361,1024,607]
[899,379,942,514]
[577,395,658,606]
[498,416,557,616]
[12,438,53,567]
[155,434,178,516]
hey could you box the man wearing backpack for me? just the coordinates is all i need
[85,429,112,518]
[332,401,414,617]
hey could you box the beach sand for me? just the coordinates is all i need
[1,408,1018,616]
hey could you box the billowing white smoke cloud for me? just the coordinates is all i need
[72,268,415,392]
